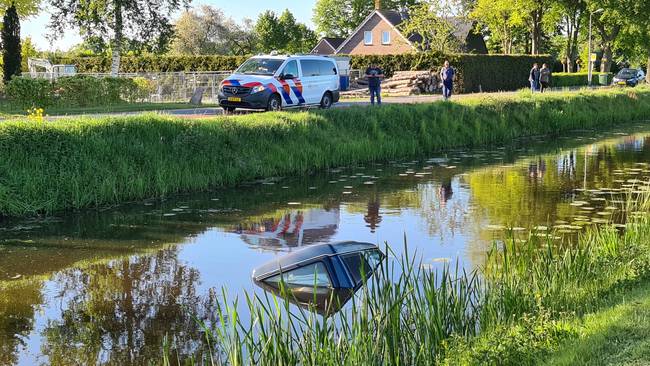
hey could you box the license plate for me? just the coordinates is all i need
[618,81,626,85]
[227,97,242,102]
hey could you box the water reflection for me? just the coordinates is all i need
[1,126,650,364]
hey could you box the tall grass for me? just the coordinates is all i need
[1,87,650,217]
[164,194,650,365]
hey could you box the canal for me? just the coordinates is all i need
[1,124,649,365]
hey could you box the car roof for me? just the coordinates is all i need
[249,54,335,61]
[252,241,379,280]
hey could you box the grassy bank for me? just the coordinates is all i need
[162,195,650,365]
[0,101,217,118]
[1,87,650,217]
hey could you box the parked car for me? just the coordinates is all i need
[252,241,384,315]
[612,68,646,87]
[218,54,340,113]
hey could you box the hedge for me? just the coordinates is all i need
[551,72,612,87]
[1,87,649,217]
[52,53,554,93]
[5,75,153,108]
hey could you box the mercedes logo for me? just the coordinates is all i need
[233,88,238,94]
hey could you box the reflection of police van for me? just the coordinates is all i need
[218,54,340,112]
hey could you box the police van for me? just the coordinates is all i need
[218,54,340,112]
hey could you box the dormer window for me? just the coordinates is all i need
[364,31,373,45]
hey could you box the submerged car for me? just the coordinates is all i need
[612,68,646,87]
[252,242,384,315]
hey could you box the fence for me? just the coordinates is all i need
[27,71,233,103]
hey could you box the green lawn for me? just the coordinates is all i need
[545,281,650,366]
[0,102,219,118]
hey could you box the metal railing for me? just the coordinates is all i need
[27,71,234,103]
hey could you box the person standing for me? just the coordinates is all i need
[529,63,540,92]
[440,60,455,100]
[539,63,551,93]
[365,63,384,106]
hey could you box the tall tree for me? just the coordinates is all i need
[400,1,460,54]
[170,6,235,55]
[48,0,190,75]
[2,4,21,82]
[557,0,585,72]
[313,0,420,38]
[471,0,527,54]
[255,9,317,54]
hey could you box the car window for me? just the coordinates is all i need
[318,60,337,76]
[342,253,372,286]
[281,60,299,78]
[265,262,332,288]
[236,58,284,75]
[301,60,321,77]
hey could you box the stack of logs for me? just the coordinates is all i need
[343,70,441,97]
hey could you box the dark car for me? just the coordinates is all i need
[252,241,384,315]
[612,68,646,87]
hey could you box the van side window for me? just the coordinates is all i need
[318,60,337,76]
[265,262,332,288]
[281,60,299,78]
[301,60,321,77]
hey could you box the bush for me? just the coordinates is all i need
[5,76,151,108]
[551,72,611,87]
[5,77,54,108]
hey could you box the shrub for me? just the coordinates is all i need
[551,72,611,87]
[4,76,153,109]
[5,76,54,108]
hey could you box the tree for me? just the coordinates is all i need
[400,1,460,54]
[48,0,190,75]
[313,0,420,38]
[2,4,21,82]
[171,6,234,55]
[471,0,527,54]
[255,9,317,54]
[20,36,39,72]
[557,0,585,72]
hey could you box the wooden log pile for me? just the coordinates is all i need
[343,70,441,97]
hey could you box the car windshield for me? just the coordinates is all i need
[617,69,637,78]
[236,58,284,75]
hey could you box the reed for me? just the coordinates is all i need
[2,87,650,217]
[164,195,650,365]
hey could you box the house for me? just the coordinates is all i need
[311,37,346,55]
[312,3,488,56]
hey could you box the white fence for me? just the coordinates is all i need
[28,71,233,103]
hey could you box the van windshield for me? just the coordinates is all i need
[236,58,284,75]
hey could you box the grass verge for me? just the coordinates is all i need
[0,102,218,118]
[1,87,649,217]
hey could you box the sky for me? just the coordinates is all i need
[22,0,318,51]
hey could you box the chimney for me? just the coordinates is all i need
[374,0,381,10]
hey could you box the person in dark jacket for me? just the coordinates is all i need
[365,63,384,105]
[529,63,540,92]
[539,63,551,93]
[440,60,455,100]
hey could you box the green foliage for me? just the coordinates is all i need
[51,55,249,73]
[4,76,150,108]
[399,1,461,53]
[1,87,650,217]
[254,9,316,54]
[2,4,22,83]
[551,72,611,87]
[350,53,554,92]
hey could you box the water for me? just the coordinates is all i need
[1,125,650,365]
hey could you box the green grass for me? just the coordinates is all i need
[543,282,650,366]
[161,195,650,365]
[0,101,218,117]
[1,87,650,217]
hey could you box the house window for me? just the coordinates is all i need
[364,31,373,45]
[382,31,391,45]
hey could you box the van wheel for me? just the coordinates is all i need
[320,92,333,109]
[267,94,282,111]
